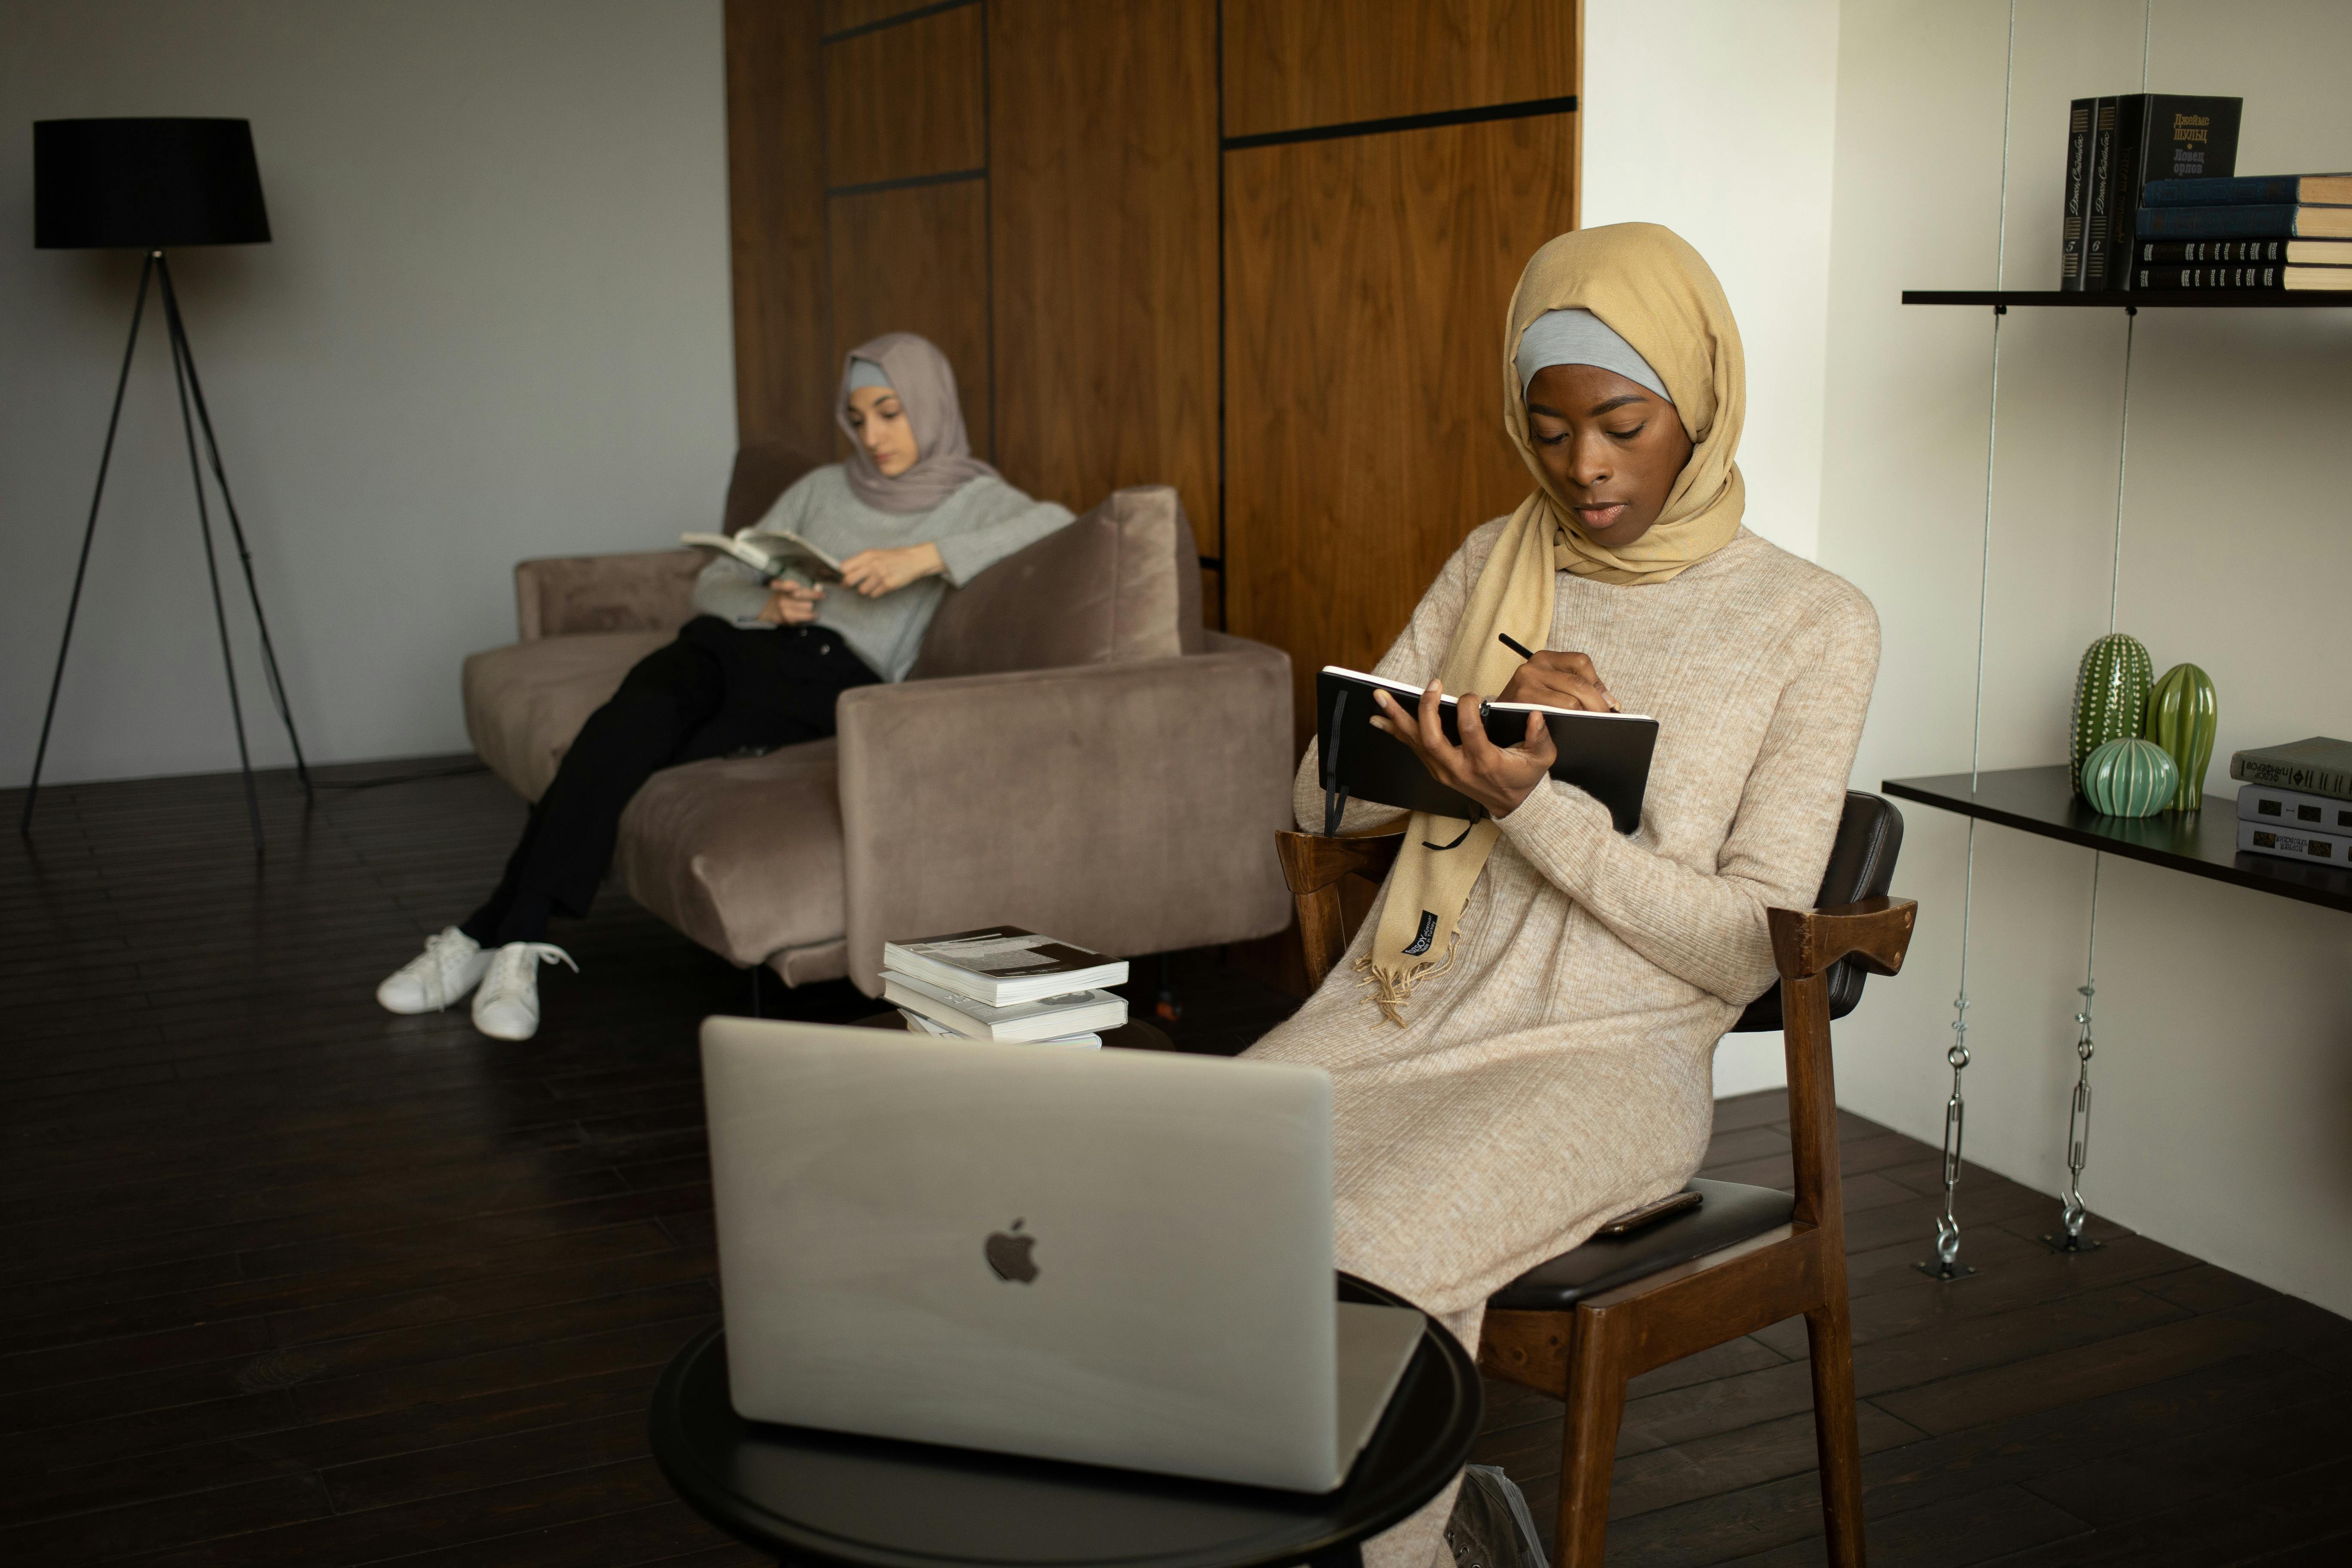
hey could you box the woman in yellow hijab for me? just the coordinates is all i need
[1245,224,1880,1567]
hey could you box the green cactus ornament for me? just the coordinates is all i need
[2146,662,2218,812]
[2071,634,2154,799]
[2081,737,2179,817]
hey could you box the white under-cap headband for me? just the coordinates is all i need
[846,356,891,391]
[1516,307,1671,404]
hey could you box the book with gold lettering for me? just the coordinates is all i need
[2089,94,2242,290]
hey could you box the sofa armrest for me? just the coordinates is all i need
[835,633,1297,995]
[514,549,706,641]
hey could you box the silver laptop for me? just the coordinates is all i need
[700,1017,1425,1492]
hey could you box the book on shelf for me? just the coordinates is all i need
[899,1008,1101,1049]
[881,927,1128,1007]
[679,528,845,584]
[2087,94,2242,291]
[2142,172,2352,208]
[2132,263,2352,291]
[2135,204,2352,240]
[2135,238,2352,266]
[2060,98,2094,291]
[882,971,1128,1043]
[2083,97,2119,290]
[2237,782,2352,834]
[2230,737,2352,800]
[2238,818,2352,867]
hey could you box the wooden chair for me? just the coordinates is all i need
[1274,793,1913,1568]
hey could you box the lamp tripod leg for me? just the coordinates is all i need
[21,252,157,839]
[156,255,312,801]
[162,266,264,859]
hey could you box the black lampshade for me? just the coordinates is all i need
[34,118,270,249]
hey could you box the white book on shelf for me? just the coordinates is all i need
[881,926,1128,1005]
[2236,781,2352,834]
[882,971,1127,1043]
[2237,817,2352,867]
[897,1008,1101,1049]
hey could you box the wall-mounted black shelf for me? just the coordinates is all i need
[1883,765,2352,916]
[1904,289,2352,308]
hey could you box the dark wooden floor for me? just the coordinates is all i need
[2,762,2345,1565]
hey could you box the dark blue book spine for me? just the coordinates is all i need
[2137,204,2313,237]
[2142,174,2334,206]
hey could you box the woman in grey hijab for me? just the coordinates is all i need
[373,332,1072,1042]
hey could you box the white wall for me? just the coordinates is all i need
[1817,0,2352,1315]
[0,0,732,784]
[1584,0,1845,1095]
[1583,0,1842,566]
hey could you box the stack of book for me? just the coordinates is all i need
[2056,91,2352,292]
[2232,738,2352,867]
[880,927,1130,1048]
[2132,172,2352,292]
[2061,93,2243,291]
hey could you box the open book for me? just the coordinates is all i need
[681,529,845,584]
[1315,665,1657,835]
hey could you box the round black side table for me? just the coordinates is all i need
[649,1275,1480,1568]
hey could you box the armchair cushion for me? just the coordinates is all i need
[906,484,1204,681]
[513,550,706,642]
[615,741,846,969]
[462,629,672,801]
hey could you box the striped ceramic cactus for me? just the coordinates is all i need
[2071,634,2154,798]
[2081,737,2179,817]
[2147,662,2219,812]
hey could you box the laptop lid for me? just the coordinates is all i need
[701,1018,1359,1491]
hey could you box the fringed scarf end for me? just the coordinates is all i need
[1353,935,1459,1027]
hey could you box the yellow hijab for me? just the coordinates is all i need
[1357,223,1749,1023]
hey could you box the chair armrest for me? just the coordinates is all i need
[1766,896,1917,981]
[1273,828,1404,990]
[514,549,706,640]
[834,636,1297,995]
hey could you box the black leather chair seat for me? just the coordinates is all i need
[1487,1179,1796,1312]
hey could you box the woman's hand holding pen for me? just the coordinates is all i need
[1369,680,1558,820]
[1497,643,1618,713]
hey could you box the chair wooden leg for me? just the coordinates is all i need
[1555,1305,1631,1568]
[1805,1300,1868,1567]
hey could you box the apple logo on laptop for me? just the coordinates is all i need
[985,1219,1039,1283]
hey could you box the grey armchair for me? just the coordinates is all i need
[460,447,1295,993]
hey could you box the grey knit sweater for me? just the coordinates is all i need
[692,465,1073,682]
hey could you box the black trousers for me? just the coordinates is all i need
[462,617,880,946]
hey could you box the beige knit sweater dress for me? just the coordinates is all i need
[1246,521,1876,1556]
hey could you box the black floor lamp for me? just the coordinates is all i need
[23,117,311,855]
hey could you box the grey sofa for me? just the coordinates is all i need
[460,448,1295,995]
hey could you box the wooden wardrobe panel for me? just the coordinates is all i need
[1224,112,1576,739]
[726,0,833,453]
[828,179,994,457]
[1222,0,1576,139]
[824,3,986,189]
[821,0,958,35]
[989,0,1220,551]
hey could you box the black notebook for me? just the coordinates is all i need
[1315,666,1657,836]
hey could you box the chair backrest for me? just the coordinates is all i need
[1728,792,1904,1034]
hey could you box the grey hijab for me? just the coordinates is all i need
[836,332,1000,513]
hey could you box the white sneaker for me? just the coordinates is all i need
[470,942,578,1041]
[377,927,491,1014]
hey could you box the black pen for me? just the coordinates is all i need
[1496,631,1620,712]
